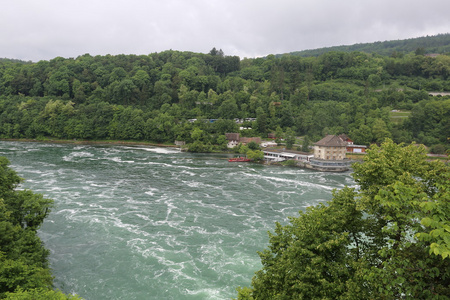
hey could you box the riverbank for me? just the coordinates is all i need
[3,138,446,164]
[0,138,180,148]
[0,138,241,155]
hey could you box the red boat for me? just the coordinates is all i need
[228,157,251,162]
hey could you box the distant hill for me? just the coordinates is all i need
[0,57,32,64]
[281,33,450,57]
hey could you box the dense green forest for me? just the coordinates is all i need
[0,38,449,153]
[286,33,450,57]
[0,157,81,299]
[236,139,450,299]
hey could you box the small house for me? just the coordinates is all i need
[346,144,367,153]
[339,134,367,153]
[225,133,261,148]
[225,133,240,148]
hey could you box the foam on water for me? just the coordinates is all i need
[122,145,181,154]
[0,141,353,300]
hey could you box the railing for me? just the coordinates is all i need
[309,158,352,168]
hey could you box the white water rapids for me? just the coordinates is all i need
[0,141,353,299]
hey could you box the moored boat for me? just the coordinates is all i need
[228,157,251,162]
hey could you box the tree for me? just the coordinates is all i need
[247,141,260,151]
[132,70,151,105]
[350,124,373,146]
[0,157,81,299]
[187,140,211,153]
[112,79,138,105]
[279,102,294,128]
[255,107,267,135]
[45,66,71,98]
[190,127,204,142]
[417,167,450,259]
[217,98,239,119]
[213,119,238,135]
[367,73,381,88]
[237,140,450,299]
[108,106,144,140]
[285,128,296,149]
[415,47,426,56]
[144,112,175,142]
[246,149,264,161]
[71,79,86,103]
[216,135,228,150]
[238,187,362,300]
[39,99,75,138]
[209,47,223,57]
[274,126,284,145]
[301,136,310,152]
[351,140,450,298]
[371,118,391,144]
[4,288,82,299]
[0,157,53,230]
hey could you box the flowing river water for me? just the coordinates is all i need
[0,141,354,299]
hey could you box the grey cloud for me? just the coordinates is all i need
[1,0,449,61]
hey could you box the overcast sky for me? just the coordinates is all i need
[1,0,449,62]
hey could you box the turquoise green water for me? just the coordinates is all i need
[0,141,353,299]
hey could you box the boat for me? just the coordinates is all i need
[228,157,251,162]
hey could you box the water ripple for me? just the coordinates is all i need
[0,141,353,300]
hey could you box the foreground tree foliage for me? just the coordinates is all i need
[236,139,450,299]
[0,157,81,299]
[3,288,82,300]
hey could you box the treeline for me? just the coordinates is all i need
[0,157,81,299]
[287,33,450,57]
[0,47,449,152]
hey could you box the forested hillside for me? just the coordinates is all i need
[285,33,450,57]
[0,45,449,152]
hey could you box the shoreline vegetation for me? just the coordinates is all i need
[0,156,83,299]
[2,138,447,164]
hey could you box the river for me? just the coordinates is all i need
[0,141,353,299]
